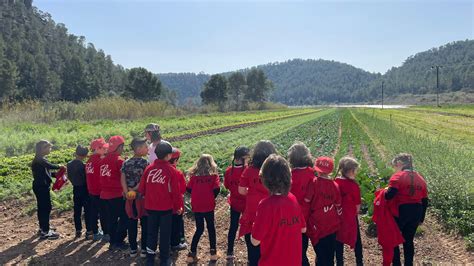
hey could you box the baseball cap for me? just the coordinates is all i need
[145,123,160,132]
[155,140,177,159]
[90,138,109,151]
[108,135,125,152]
[314,156,334,174]
[171,148,181,159]
[75,145,89,157]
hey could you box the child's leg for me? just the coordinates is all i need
[227,208,240,255]
[335,240,344,266]
[354,218,363,265]
[302,233,310,266]
[244,233,260,266]
[116,198,128,244]
[88,195,99,234]
[73,187,83,233]
[33,186,52,232]
[158,210,172,265]
[107,199,119,245]
[146,210,159,263]
[178,214,185,244]
[140,216,148,249]
[100,198,109,235]
[128,218,138,251]
[204,211,217,251]
[191,213,205,253]
[315,233,336,266]
[170,214,180,247]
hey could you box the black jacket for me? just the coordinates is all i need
[31,156,60,187]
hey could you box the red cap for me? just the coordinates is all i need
[171,148,181,159]
[314,156,334,174]
[108,136,125,152]
[90,138,109,151]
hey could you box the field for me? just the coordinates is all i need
[0,106,473,265]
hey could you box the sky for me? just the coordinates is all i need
[34,0,473,74]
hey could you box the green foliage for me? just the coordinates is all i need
[200,74,228,110]
[125,67,162,101]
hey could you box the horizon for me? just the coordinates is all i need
[34,0,473,74]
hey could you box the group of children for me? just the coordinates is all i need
[31,123,428,266]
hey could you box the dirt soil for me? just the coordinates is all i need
[1,197,472,266]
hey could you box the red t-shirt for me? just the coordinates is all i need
[252,193,306,266]
[173,168,187,214]
[239,166,270,237]
[224,165,247,213]
[85,153,102,196]
[99,152,124,199]
[335,177,361,248]
[388,170,428,205]
[290,167,315,220]
[305,177,341,245]
[138,159,180,211]
[187,174,220,213]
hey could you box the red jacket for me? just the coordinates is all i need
[224,165,247,213]
[305,177,341,245]
[187,174,220,213]
[85,154,102,196]
[335,177,361,248]
[290,167,314,221]
[388,170,428,206]
[238,166,269,237]
[99,152,124,200]
[138,159,181,211]
[373,189,404,249]
[173,168,186,214]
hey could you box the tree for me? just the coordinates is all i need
[61,56,90,102]
[228,72,246,110]
[200,74,228,110]
[246,68,272,103]
[125,67,162,101]
[0,59,19,100]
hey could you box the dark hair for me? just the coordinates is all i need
[150,130,161,142]
[287,142,313,168]
[35,140,52,157]
[130,137,148,152]
[251,140,277,168]
[260,154,291,195]
[231,146,250,173]
[75,145,89,157]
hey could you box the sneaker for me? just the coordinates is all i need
[130,249,138,258]
[186,252,199,264]
[210,249,219,262]
[102,234,110,242]
[85,231,94,240]
[37,227,56,235]
[40,230,60,240]
[75,231,82,238]
[140,249,147,258]
[93,232,103,241]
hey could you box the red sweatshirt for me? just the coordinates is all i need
[99,152,124,200]
[173,168,187,214]
[224,165,247,213]
[305,176,341,245]
[85,154,102,196]
[290,167,314,220]
[238,166,269,237]
[187,174,220,213]
[138,159,181,211]
[335,177,361,248]
[388,170,428,205]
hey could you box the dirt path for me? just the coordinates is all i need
[1,197,472,265]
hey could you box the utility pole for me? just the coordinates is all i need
[381,81,384,109]
[431,65,442,107]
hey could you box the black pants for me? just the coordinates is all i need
[302,233,310,266]
[191,211,217,253]
[171,214,185,246]
[336,218,363,266]
[393,204,423,266]
[314,233,336,266]
[129,216,148,251]
[89,194,109,234]
[227,208,241,255]
[33,185,52,232]
[73,186,91,232]
[244,233,261,266]
[106,197,128,245]
[146,209,172,266]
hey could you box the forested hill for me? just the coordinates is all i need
[0,0,173,103]
[160,40,474,105]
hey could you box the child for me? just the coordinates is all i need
[224,146,250,260]
[31,140,64,240]
[144,123,161,163]
[138,141,182,266]
[169,148,188,251]
[287,142,315,266]
[99,135,128,249]
[386,153,428,266]
[186,154,221,263]
[86,138,109,241]
[334,156,363,266]
[251,154,306,266]
[67,145,91,239]
[304,156,341,266]
[120,138,149,258]
[238,140,277,266]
